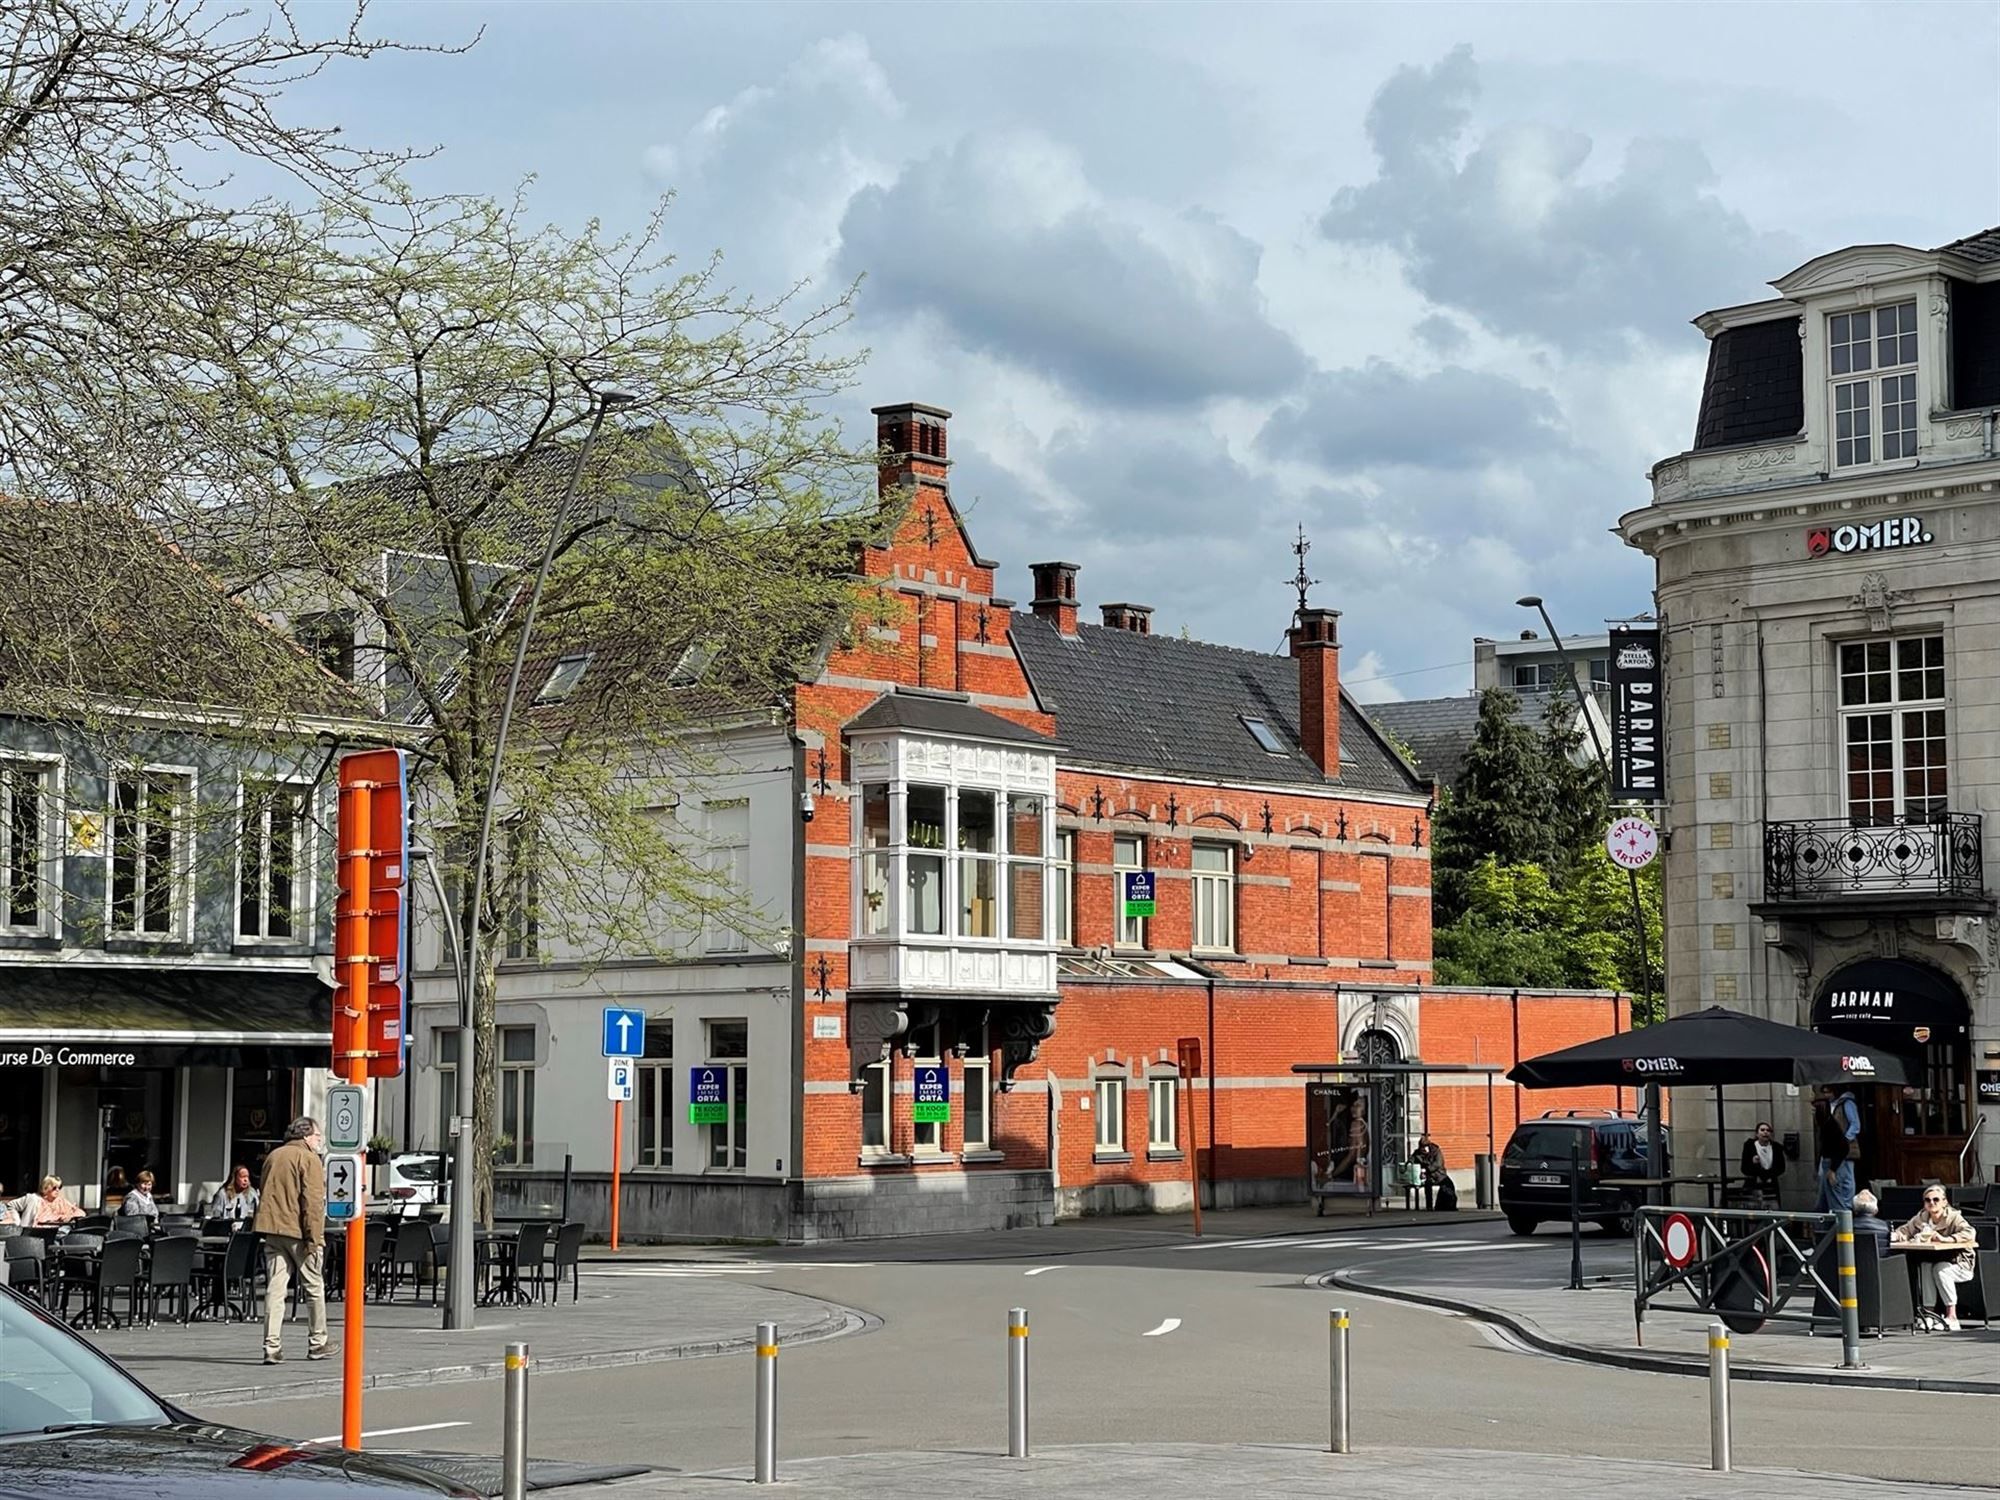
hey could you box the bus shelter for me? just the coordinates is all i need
[1292,1061,1505,1213]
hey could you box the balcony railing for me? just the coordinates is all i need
[1763,813,1984,902]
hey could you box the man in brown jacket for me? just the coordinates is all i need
[252,1115,328,1363]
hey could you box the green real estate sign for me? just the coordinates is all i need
[1121,870,1157,919]
[689,1066,728,1124]
[913,1064,950,1124]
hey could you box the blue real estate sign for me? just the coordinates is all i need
[913,1064,950,1124]
[689,1066,728,1125]
[1121,870,1157,919]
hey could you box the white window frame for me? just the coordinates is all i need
[1094,1074,1127,1153]
[963,1042,991,1153]
[1148,1072,1180,1151]
[1191,841,1235,953]
[497,1025,536,1168]
[1827,300,1919,469]
[702,799,751,955]
[1839,633,1948,823]
[636,1018,673,1170]
[0,758,56,937]
[859,1056,891,1157]
[107,766,192,941]
[956,788,999,940]
[705,1019,749,1172]
[434,1028,459,1154]
[1051,829,1075,947]
[236,780,310,942]
[501,817,538,961]
[912,1019,945,1154]
[1510,662,1558,691]
[1113,833,1148,949]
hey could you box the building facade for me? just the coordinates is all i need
[1623,225,2000,1190]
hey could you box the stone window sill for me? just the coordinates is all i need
[1092,1150,1133,1164]
[859,1153,912,1169]
[1358,959,1399,970]
[960,1149,1004,1164]
[1147,1149,1184,1163]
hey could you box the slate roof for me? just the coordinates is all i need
[1364,690,1570,788]
[1939,227,2000,265]
[846,688,1057,747]
[1009,613,1423,797]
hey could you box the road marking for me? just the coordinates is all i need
[307,1422,469,1445]
[1024,1266,1061,1276]
[1428,1241,1545,1253]
[1141,1318,1182,1337]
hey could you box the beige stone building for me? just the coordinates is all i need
[1622,226,2000,1192]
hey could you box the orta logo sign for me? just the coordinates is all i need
[1807,516,1933,557]
[1621,1057,1684,1075]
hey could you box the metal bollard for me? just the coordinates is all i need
[753,1322,778,1484]
[1007,1306,1030,1458]
[502,1343,529,1500]
[1835,1209,1862,1369]
[1328,1308,1350,1454]
[1708,1321,1731,1473]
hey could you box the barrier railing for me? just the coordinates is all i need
[1633,1205,1860,1368]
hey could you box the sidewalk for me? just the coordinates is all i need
[79,1275,863,1409]
[1332,1230,2000,1395]
[594,1442,2000,1496]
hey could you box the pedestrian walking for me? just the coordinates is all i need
[1813,1085,1861,1215]
[251,1116,328,1365]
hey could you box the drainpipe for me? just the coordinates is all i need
[1509,988,1522,1134]
[1205,974,1217,1211]
[788,731,809,1203]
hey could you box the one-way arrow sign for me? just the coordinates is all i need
[326,1152,361,1221]
[602,1006,645,1058]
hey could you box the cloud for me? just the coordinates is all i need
[1258,361,1569,471]
[836,133,1306,406]
[1321,45,1798,352]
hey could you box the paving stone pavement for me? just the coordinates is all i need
[75,1273,861,1408]
[595,1442,2000,1497]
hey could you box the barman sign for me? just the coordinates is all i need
[1608,624,1662,804]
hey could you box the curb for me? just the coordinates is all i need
[1325,1269,2000,1397]
[159,1305,867,1409]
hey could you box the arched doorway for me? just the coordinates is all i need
[1355,1028,1408,1189]
[1811,958,1972,1184]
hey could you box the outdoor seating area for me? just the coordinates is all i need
[0,1207,588,1330]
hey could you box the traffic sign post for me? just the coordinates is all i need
[913,1065,950,1124]
[1121,870,1156,920]
[326,1152,362,1222]
[326,1085,366,1153]
[601,1009,644,1252]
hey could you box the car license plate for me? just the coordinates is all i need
[1528,1174,1562,1186]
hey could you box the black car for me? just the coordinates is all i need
[0,1286,478,1497]
[1499,1113,1668,1237]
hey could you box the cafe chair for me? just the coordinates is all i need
[66,1236,145,1330]
[551,1222,585,1303]
[146,1235,199,1327]
[1946,1246,2000,1329]
[106,1217,149,1242]
[513,1221,554,1304]
[386,1221,438,1304]
[1,1236,46,1303]
[217,1228,263,1322]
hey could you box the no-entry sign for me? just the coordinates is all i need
[1661,1211,1698,1269]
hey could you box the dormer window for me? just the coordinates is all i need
[1829,301,1919,468]
[535,653,592,704]
[669,640,718,688]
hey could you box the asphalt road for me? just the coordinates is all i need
[204,1219,2000,1487]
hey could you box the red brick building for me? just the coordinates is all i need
[781,402,1632,1234]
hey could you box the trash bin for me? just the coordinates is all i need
[1475,1153,1497,1209]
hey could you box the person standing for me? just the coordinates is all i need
[1813,1085,1862,1215]
[252,1117,328,1365]
[1738,1121,1788,1208]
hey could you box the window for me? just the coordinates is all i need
[0,761,51,934]
[1005,794,1045,940]
[963,1030,991,1152]
[1511,663,1558,691]
[907,784,946,936]
[110,772,185,938]
[501,819,538,960]
[1148,1073,1179,1151]
[238,783,306,940]
[1191,842,1235,952]
[295,612,356,682]
[1840,635,1948,822]
[1113,834,1147,949]
[435,1028,459,1152]
[912,1019,944,1153]
[637,1020,673,1169]
[706,1020,748,1171]
[668,640,718,689]
[859,784,891,936]
[859,1058,890,1155]
[1587,657,1609,690]
[498,1026,535,1167]
[1829,301,1919,468]
[957,790,998,938]
[1094,1075,1126,1153]
[1240,716,1286,754]
[703,800,750,954]
[534,653,592,704]
[1051,830,1075,947]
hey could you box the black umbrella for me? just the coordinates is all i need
[1507,1005,1908,1089]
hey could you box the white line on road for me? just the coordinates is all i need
[1024,1266,1061,1276]
[1141,1318,1182,1337]
[1428,1241,1545,1253]
[307,1422,469,1445]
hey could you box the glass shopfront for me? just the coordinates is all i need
[1812,957,1972,1184]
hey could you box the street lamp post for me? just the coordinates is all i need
[443,390,637,1331]
[1516,595,1664,1191]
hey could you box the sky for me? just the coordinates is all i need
[296,1,1999,702]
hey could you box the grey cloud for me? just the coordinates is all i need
[1412,313,1470,356]
[1258,361,1568,471]
[1322,45,1797,352]
[837,135,1306,406]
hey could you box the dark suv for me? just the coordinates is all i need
[1499,1113,1667,1236]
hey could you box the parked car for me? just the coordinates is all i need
[0,1285,477,1496]
[385,1152,446,1211]
[1499,1113,1669,1237]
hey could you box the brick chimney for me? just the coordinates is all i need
[1100,603,1153,634]
[871,401,951,499]
[1030,561,1080,636]
[1287,606,1342,775]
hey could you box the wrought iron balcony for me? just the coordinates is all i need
[1762,814,1985,906]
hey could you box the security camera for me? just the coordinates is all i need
[800,789,816,823]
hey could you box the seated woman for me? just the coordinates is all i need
[207,1165,260,1224]
[118,1170,160,1222]
[1891,1186,1979,1331]
[11,1176,84,1227]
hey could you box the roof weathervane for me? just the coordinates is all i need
[1289,525,1318,618]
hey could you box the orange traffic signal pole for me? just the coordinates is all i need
[610,1098,624,1253]
[337,777,372,1452]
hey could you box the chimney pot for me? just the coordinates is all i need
[1287,606,1342,775]
[1030,561,1081,636]
[1100,602,1153,635]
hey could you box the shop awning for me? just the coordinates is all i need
[1811,957,1969,1041]
[0,966,332,1069]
